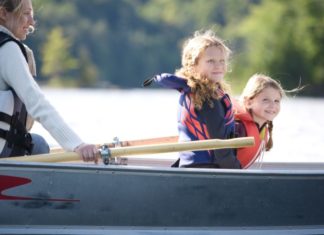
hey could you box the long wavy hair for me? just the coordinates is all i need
[176,29,231,110]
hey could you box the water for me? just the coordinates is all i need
[32,88,324,163]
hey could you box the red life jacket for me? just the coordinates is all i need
[234,102,268,168]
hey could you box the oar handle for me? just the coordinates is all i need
[1,137,254,163]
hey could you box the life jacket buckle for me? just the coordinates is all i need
[24,133,34,155]
[5,112,34,155]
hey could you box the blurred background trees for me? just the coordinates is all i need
[28,0,324,96]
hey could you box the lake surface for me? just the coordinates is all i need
[32,88,324,163]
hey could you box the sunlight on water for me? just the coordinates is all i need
[32,88,324,163]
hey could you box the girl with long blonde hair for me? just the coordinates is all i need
[145,29,240,168]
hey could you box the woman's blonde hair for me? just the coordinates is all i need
[176,29,231,110]
[240,73,285,151]
[0,0,23,14]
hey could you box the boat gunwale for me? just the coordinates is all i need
[1,160,324,177]
[1,225,324,235]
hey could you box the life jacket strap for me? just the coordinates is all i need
[0,112,34,156]
[0,129,33,151]
[0,112,12,124]
[0,32,28,60]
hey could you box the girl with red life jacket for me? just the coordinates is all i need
[144,29,240,169]
[0,0,99,162]
[235,74,285,168]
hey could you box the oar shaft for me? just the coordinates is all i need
[3,152,80,163]
[50,135,179,154]
[1,137,254,163]
[109,137,254,157]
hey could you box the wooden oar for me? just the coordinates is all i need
[2,137,254,163]
[50,135,179,154]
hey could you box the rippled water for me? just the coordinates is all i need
[32,88,324,163]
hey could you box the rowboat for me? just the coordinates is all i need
[1,137,324,235]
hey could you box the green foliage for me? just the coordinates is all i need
[41,27,78,86]
[77,47,99,88]
[227,0,324,95]
[26,0,324,96]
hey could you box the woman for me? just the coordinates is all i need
[0,0,98,162]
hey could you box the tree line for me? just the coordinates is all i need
[27,0,324,96]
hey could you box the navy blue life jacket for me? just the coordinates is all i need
[0,32,33,157]
[144,74,240,169]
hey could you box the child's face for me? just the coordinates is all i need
[246,87,281,126]
[195,46,227,83]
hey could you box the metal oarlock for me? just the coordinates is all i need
[99,145,111,165]
[110,137,122,164]
[113,137,121,147]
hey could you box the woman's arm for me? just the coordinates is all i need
[0,42,83,151]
